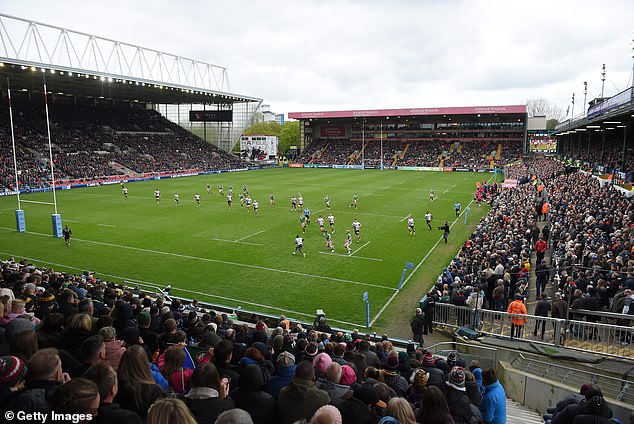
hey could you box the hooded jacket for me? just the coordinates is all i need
[277,376,329,424]
[479,380,506,424]
[231,363,276,424]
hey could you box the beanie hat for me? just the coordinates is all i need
[6,318,32,339]
[313,352,332,375]
[422,351,436,366]
[386,354,399,371]
[150,305,160,317]
[446,351,459,368]
[305,342,319,357]
[446,367,466,391]
[410,369,429,391]
[398,351,409,363]
[137,311,151,326]
[342,333,353,343]
[340,365,357,385]
[0,356,27,388]
[273,335,284,351]
[277,351,295,367]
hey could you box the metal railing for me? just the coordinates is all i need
[510,354,633,404]
[433,303,633,359]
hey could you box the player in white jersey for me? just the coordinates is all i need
[195,193,201,207]
[269,194,275,207]
[407,215,416,236]
[344,229,352,254]
[352,219,362,242]
[253,200,259,215]
[324,195,331,210]
[425,211,433,230]
[327,214,336,233]
[174,193,179,206]
[317,216,326,233]
[227,193,233,208]
[429,189,436,201]
[297,195,304,207]
[293,235,306,257]
[245,196,252,211]
[290,196,297,211]
[122,187,128,199]
[154,189,160,204]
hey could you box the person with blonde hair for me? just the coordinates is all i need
[48,378,100,423]
[381,397,417,424]
[147,397,197,424]
[115,345,165,419]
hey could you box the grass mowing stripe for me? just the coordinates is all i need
[0,226,393,291]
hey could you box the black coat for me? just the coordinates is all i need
[114,380,165,419]
[93,402,141,424]
[183,395,235,424]
[231,363,277,424]
[443,386,473,424]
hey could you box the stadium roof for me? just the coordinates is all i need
[288,105,526,120]
[0,13,261,105]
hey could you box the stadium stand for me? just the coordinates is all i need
[0,99,248,191]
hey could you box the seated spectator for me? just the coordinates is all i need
[310,404,342,424]
[97,326,125,369]
[380,397,417,424]
[159,345,193,395]
[0,355,28,411]
[9,330,38,363]
[264,351,296,399]
[315,362,354,407]
[48,377,100,423]
[443,367,473,424]
[213,339,241,383]
[552,385,612,424]
[232,363,277,424]
[82,361,141,424]
[73,335,106,378]
[215,408,254,424]
[61,313,93,357]
[571,395,613,424]
[182,362,233,424]
[36,313,64,348]
[277,360,329,424]
[114,345,165,419]
[379,353,409,396]
[544,383,592,423]
[7,348,70,414]
[147,397,197,424]
[339,383,384,424]
[137,311,159,356]
[416,385,454,424]
[479,368,505,424]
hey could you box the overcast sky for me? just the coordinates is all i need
[1,0,633,117]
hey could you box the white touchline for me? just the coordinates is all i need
[369,173,494,327]
[318,251,383,262]
[234,229,266,242]
[0,226,393,291]
[98,224,117,228]
[210,238,262,246]
[0,250,364,327]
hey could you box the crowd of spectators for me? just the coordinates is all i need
[560,137,633,182]
[0,100,248,191]
[0,257,516,424]
[298,138,523,169]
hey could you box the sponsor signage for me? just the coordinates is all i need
[288,163,304,168]
[289,104,526,119]
[189,110,233,122]
[587,88,632,117]
[319,126,346,137]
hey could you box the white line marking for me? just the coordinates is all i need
[443,190,449,193]
[452,184,457,187]
[351,241,371,255]
[0,226,392,291]
[211,238,262,246]
[318,251,383,262]
[98,224,116,228]
[0,250,364,328]
[64,219,80,223]
[400,215,409,222]
[234,229,266,242]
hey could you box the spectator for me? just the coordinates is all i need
[379,353,409,396]
[479,368,506,424]
[215,408,254,424]
[264,351,296,399]
[147,397,197,424]
[443,367,473,424]
[97,326,125,369]
[48,377,100,423]
[339,383,384,424]
[83,361,141,424]
[381,396,417,424]
[231,363,276,424]
[115,345,165,419]
[277,360,329,424]
[9,330,38,363]
[416,385,454,424]
[73,335,106,378]
[311,404,343,424]
[533,293,552,340]
[410,308,425,346]
[0,355,28,411]
[315,362,354,407]
[183,362,233,424]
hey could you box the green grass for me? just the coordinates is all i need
[0,168,495,334]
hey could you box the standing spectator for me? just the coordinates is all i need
[147,398,198,424]
[277,360,329,424]
[533,293,552,340]
[339,383,383,424]
[410,308,425,346]
[98,327,125,369]
[0,355,28,411]
[479,368,506,424]
[416,385,454,424]
[315,362,353,408]
[535,260,550,299]
[160,345,193,395]
[422,291,437,335]
[535,236,547,267]
[443,367,473,424]
[382,397,417,424]
[507,294,528,339]
[232,363,277,424]
[115,345,165,419]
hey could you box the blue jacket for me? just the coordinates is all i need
[480,380,506,424]
[263,364,296,399]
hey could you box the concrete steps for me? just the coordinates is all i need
[506,398,543,424]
